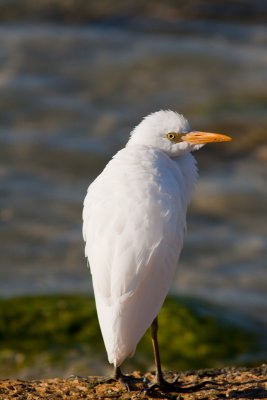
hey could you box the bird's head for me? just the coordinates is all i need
[127,110,232,157]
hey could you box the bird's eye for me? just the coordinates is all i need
[166,133,176,141]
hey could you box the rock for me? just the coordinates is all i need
[0,365,266,399]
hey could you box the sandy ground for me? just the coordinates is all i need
[0,365,266,399]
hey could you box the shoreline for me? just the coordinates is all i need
[0,365,266,399]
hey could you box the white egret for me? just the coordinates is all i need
[82,110,232,389]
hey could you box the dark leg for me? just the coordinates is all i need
[151,317,164,385]
[147,317,213,394]
[114,366,122,380]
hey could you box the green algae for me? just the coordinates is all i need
[0,295,263,378]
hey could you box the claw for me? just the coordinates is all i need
[118,374,149,392]
[115,366,148,392]
[144,377,213,394]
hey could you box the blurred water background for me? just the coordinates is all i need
[0,0,266,377]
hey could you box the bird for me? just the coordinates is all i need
[82,110,232,389]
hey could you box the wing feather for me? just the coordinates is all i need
[83,146,197,365]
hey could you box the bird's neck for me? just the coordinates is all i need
[174,152,198,204]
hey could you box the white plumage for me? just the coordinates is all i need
[82,110,231,373]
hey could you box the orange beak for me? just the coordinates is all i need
[181,131,232,144]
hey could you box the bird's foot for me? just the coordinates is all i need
[117,373,149,392]
[115,367,149,392]
[144,374,213,394]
